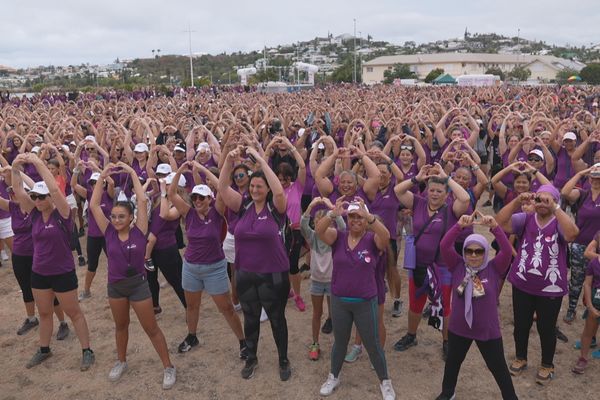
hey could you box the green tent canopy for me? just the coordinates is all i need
[433,73,456,85]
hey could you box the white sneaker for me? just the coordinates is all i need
[108,361,128,382]
[319,373,340,396]
[78,291,91,302]
[260,308,268,322]
[1,250,8,261]
[380,379,396,400]
[163,366,176,390]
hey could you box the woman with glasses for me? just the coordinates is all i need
[11,153,95,371]
[167,162,246,357]
[89,161,176,389]
[496,184,579,385]
[435,214,517,400]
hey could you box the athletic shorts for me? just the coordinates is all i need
[107,274,151,302]
[31,269,78,293]
[66,193,78,210]
[0,217,14,239]
[310,280,332,296]
[222,232,235,264]
[182,258,229,295]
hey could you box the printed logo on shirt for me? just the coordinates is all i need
[126,244,137,250]
[358,250,371,264]
[45,223,55,229]
[258,216,268,220]
[383,195,390,199]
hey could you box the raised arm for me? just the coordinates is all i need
[90,165,112,234]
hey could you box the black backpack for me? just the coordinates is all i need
[239,199,293,255]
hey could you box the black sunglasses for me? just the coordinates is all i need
[464,248,485,256]
[528,157,542,162]
[191,194,208,201]
[30,194,48,201]
[85,147,96,152]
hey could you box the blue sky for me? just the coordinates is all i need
[1,0,598,68]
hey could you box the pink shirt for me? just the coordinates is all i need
[283,180,304,227]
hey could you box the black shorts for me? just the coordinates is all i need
[107,274,152,302]
[31,270,78,293]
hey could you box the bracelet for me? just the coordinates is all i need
[532,169,538,175]
[368,216,376,225]
[326,210,337,219]
[410,176,419,185]
[471,165,480,172]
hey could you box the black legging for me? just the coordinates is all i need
[70,223,83,257]
[236,269,290,364]
[86,236,106,273]
[288,229,303,275]
[442,331,518,399]
[147,245,187,308]
[512,286,562,367]
[12,254,34,303]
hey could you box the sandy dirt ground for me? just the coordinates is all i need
[1,206,599,400]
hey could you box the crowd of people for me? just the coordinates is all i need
[1,84,600,399]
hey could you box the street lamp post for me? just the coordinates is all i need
[353,18,357,84]
[184,23,196,88]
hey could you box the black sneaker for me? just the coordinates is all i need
[393,333,418,351]
[241,358,258,379]
[144,258,155,272]
[435,393,456,400]
[78,256,87,267]
[79,226,85,237]
[26,349,52,369]
[442,340,449,361]
[392,300,403,317]
[178,334,199,353]
[17,317,39,335]
[239,340,248,360]
[556,326,569,343]
[56,322,70,340]
[321,317,332,334]
[279,360,291,381]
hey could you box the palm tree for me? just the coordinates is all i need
[152,49,155,59]
[157,49,161,58]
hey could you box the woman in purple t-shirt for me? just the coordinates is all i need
[11,153,95,371]
[437,215,517,400]
[218,146,291,381]
[90,161,176,389]
[496,184,579,385]
[168,161,246,358]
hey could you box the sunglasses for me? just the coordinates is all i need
[234,173,246,180]
[191,194,208,201]
[110,214,128,221]
[85,148,96,152]
[89,180,97,186]
[400,145,414,151]
[464,248,485,256]
[30,194,48,201]
[528,157,542,162]
[156,173,168,178]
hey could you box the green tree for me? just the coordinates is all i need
[555,68,580,84]
[580,64,600,84]
[383,64,417,84]
[424,68,444,83]
[485,67,505,81]
[508,66,531,82]
[329,55,360,83]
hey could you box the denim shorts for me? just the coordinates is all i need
[182,258,230,295]
[310,280,332,296]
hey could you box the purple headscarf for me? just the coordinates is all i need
[462,234,490,329]
[536,184,560,202]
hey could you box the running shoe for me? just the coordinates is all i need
[294,295,306,312]
[509,359,528,376]
[108,361,128,382]
[241,359,258,379]
[178,334,199,353]
[78,255,87,267]
[393,334,418,351]
[154,306,162,315]
[309,343,320,361]
[535,365,554,385]
[56,321,70,341]
[344,344,362,362]
[17,317,39,335]
[319,373,340,396]
[26,349,52,369]
[574,337,597,349]
[380,379,396,400]
[563,310,576,324]
[435,394,456,400]
[279,359,291,381]
[78,291,91,302]
[392,300,403,318]
[1,249,8,261]
[321,317,332,334]
[144,258,155,272]
[80,349,95,371]
[556,326,569,343]
[572,357,588,375]
[239,340,248,360]
[260,308,268,322]
[163,366,176,389]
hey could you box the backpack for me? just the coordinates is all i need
[239,199,293,255]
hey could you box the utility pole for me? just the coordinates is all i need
[184,23,196,87]
[517,28,520,65]
[353,18,357,84]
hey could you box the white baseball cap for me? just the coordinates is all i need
[30,181,50,195]
[165,172,187,187]
[191,184,214,198]
[347,202,369,214]
[84,135,96,142]
[156,163,172,175]
[134,143,149,153]
[174,145,186,152]
[61,144,70,152]
[88,172,101,182]
[196,142,211,153]
[529,149,544,160]
[31,146,41,153]
[563,132,577,141]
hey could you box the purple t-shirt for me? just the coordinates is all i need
[31,208,75,275]
[369,179,400,239]
[184,206,225,264]
[149,206,179,250]
[87,188,112,238]
[574,190,600,245]
[412,195,457,266]
[331,230,379,299]
[553,147,575,188]
[587,258,600,290]
[0,180,10,219]
[9,201,33,256]
[508,212,568,297]
[104,224,147,284]
[234,203,289,273]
